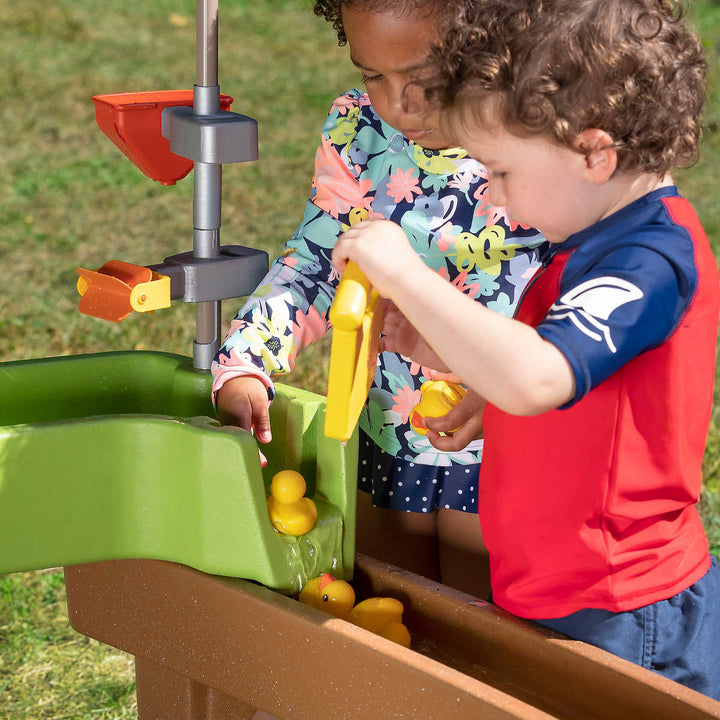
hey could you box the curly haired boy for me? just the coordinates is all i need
[331,0,720,699]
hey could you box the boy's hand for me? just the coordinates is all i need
[424,390,487,452]
[216,376,272,467]
[333,219,425,298]
[381,301,451,373]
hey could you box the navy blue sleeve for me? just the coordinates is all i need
[536,233,698,405]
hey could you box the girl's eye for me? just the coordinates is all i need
[491,171,507,180]
[361,72,382,84]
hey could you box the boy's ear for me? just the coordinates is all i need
[573,129,618,184]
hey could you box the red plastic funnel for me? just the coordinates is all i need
[93,90,234,185]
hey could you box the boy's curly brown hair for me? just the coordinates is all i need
[313,0,442,45]
[427,0,706,175]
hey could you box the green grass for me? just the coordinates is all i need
[0,570,137,719]
[0,0,718,717]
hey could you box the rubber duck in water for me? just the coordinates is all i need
[298,573,411,648]
[266,470,317,536]
[410,380,467,435]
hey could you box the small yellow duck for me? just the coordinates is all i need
[409,380,467,435]
[266,470,317,536]
[298,572,411,648]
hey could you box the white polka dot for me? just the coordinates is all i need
[398,481,403,487]
[444,504,450,509]
[463,506,467,511]
[465,469,470,473]
[416,480,421,485]
[458,490,463,495]
[439,488,443,494]
[422,508,428,513]
[432,478,438,484]
[470,486,475,491]
[377,465,382,470]
[389,491,394,496]
[422,497,427,502]
[382,476,388,483]
[444,470,450,476]
[410,463,415,468]
[362,460,367,465]
[405,497,410,502]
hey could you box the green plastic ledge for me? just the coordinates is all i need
[0,351,357,594]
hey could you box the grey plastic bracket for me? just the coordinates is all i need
[150,245,268,303]
[193,339,219,371]
[161,106,259,165]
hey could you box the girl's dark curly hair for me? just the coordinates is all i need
[313,0,442,45]
[427,0,706,175]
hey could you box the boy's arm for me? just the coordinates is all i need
[334,219,575,416]
[391,266,576,416]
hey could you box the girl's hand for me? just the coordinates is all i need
[332,219,425,298]
[216,376,272,467]
[381,301,451,373]
[424,390,487,452]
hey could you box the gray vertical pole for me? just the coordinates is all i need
[192,0,222,370]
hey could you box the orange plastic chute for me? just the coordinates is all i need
[77,261,153,322]
[93,90,234,185]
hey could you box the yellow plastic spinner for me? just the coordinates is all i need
[324,262,384,441]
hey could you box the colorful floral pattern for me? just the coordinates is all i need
[212,89,546,472]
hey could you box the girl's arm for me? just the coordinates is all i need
[213,93,371,439]
[334,220,575,416]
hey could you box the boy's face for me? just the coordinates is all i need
[456,117,608,244]
[342,6,452,151]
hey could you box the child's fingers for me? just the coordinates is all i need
[424,391,486,452]
[333,219,390,271]
[252,405,273,444]
[425,414,483,451]
[333,221,373,265]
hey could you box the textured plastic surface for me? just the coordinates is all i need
[93,90,233,185]
[77,260,171,321]
[0,351,356,592]
[325,262,384,441]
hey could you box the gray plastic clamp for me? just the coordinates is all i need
[150,246,268,303]
[161,106,259,165]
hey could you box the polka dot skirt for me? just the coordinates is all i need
[357,430,479,514]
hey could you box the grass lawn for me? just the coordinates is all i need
[0,0,718,717]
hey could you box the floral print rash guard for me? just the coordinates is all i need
[212,89,546,487]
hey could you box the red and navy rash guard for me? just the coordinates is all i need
[481,187,720,619]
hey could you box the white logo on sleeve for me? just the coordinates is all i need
[546,277,644,353]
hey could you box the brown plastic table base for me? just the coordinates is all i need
[64,555,720,720]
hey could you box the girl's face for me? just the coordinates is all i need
[341,6,452,150]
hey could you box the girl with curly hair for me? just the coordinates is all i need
[213,0,546,598]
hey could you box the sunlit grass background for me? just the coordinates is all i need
[0,0,718,717]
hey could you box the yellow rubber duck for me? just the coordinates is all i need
[266,470,317,536]
[298,573,411,648]
[410,380,467,435]
[298,572,356,618]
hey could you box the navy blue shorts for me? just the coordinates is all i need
[357,430,479,514]
[534,554,720,701]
